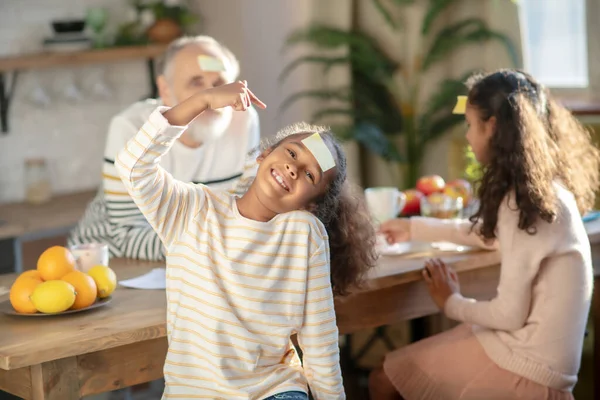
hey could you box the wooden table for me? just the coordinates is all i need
[0,220,598,399]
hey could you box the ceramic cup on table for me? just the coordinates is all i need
[69,243,109,273]
[365,187,407,252]
[364,187,407,224]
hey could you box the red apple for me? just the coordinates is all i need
[401,189,425,215]
[444,179,472,204]
[416,175,445,196]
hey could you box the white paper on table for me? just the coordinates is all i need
[119,268,166,289]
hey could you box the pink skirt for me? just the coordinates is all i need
[383,324,574,400]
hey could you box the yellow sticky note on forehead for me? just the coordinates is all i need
[452,95,467,114]
[198,55,225,72]
[301,133,336,172]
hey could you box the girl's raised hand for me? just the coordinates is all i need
[205,80,266,111]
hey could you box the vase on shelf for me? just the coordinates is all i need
[86,7,109,48]
[146,19,182,44]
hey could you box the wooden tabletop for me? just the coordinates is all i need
[0,190,96,240]
[0,259,164,370]
[0,218,598,372]
[0,251,499,371]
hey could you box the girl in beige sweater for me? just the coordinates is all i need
[369,69,600,400]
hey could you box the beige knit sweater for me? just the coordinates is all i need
[410,183,592,392]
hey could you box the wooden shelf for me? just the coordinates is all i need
[0,44,168,133]
[559,98,600,117]
[0,44,168,72]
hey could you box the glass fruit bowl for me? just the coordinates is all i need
[420,193,464,219]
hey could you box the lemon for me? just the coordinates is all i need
[88,265,117,298]
[30,280,76,314]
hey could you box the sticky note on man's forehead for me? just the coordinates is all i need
[197,55,225,72]
[301,133,336,172]
[453,95,467,114]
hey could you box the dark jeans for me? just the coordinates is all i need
[263,391,308,400]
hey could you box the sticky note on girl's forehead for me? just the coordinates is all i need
[197,55,225,72]
[301,133,336,172]
[453,95,467,114]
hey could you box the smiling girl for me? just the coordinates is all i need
[116,81,377,399]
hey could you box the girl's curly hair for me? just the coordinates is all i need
[260,123,378,296]
[466,69,600,239]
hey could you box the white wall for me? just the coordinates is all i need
[0,0,314,204]
[0,0,151,203]
[194,0,314,138]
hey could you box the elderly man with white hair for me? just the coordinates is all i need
[69,35,259,261]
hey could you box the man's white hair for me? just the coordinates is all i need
[158,35,240,83]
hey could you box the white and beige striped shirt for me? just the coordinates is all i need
[116,107,345,400]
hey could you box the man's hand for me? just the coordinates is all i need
[204,80,266,111]
[422,258,461,311]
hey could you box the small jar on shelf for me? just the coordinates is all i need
[24,158,52,205]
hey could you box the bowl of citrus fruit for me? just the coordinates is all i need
[1,245,117,316]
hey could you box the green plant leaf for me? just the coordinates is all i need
[282,25,399,83]
[311,107,358,124]
[278,56,350,83]
[463,144,483,183]
[422,18,520,71]
[419,113,465,144]
[421,0,456,35]
[329,124,355,141]
[372,0,398,30]
[353,122,404,162]
[285,25,372,52]
[419,69,474,122]
[278,88,352,113]
[353,71,404,134]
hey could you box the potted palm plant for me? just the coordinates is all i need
[280,0,519,187]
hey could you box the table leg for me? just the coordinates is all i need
[594,274,599,400]
[31,357,80,400]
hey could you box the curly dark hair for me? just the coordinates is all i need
[466,69,600,239]
[261,123,378,296]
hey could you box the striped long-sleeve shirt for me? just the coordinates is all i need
[68,99,259,260]
[115,107,345,399]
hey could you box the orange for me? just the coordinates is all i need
[37,246,76,281]
[61,270,97,310]
[16,270,43,283]
[9,277,42,314]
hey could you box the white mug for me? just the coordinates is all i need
[364,187,406,224]
[70,243,109,273]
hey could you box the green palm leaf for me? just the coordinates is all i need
[283,25,399,82]
[419,113,465,144]
[420,70,475,119]
[353,122,404,162]
[278,88,352,113]
[329,124,355,141]
[421,0,456,35]
[278,56,350,83]
[422,18,520,71]
[353,72,404,134]
[372,0,398,30]
[311,107,358,124]
[284,25,374,53]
